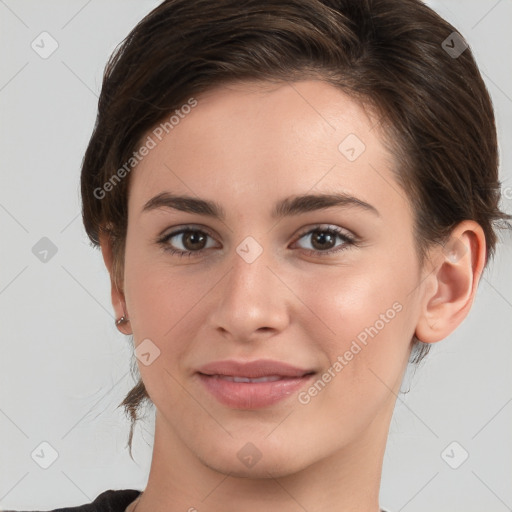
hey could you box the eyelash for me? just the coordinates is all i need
[156,224,358,259]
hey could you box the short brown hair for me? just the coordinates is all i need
[80,0,511,454]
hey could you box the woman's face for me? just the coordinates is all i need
[121,79,428,476]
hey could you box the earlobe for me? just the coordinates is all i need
[99,231,132,335]
[415,221,486,344]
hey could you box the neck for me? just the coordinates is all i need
[133,405,392,512]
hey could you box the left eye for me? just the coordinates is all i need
[157,225,356,258]
[293,226,356,256]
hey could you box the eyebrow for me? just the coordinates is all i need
[141,191,380,220]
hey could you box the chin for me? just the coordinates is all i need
[202,455,305,479]
[196,437,312,478]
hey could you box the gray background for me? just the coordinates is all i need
[0,1,511,511]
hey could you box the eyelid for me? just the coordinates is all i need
[293,223,356,241]
[158,223,356,240]
[158,224,217,242]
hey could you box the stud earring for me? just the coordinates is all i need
[115,315,129,326]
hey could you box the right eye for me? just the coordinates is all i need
[157,227,218,258]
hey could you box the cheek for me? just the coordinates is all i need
[123,235,195,336]
[292,271,416,433]
[305,260,416,344]
[123,257,200,408]
[123,249,218,385]
[295,253,419,394]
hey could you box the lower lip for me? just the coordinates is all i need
[197,373,315,409]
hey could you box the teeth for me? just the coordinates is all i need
[218,375,283,383]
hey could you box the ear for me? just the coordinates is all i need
[415,220,487,344]
[99,231,132,335]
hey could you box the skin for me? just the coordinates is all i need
[99,80,486,512]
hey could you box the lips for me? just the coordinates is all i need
[195,359,316,409]
[196,359,313,379]
[215,375,283,383]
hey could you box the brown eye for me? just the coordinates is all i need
[180,230,208,251]
[158,228,217,258]
[309,230,337,251]
[293,226,356,257]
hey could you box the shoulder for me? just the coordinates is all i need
[4,489,142,512]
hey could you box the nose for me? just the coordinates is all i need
[207,241,290,343]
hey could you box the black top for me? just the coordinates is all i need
[4,490,142,512]
[5,489,391,512]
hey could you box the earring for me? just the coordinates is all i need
[115,315,129,326]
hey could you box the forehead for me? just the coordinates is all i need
[128,79,407,221]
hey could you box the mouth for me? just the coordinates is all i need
[195,359,316,409]
[201,374,312,383]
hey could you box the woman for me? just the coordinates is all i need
[9,0,510,511]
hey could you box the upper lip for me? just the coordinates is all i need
[196,359,314,379]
